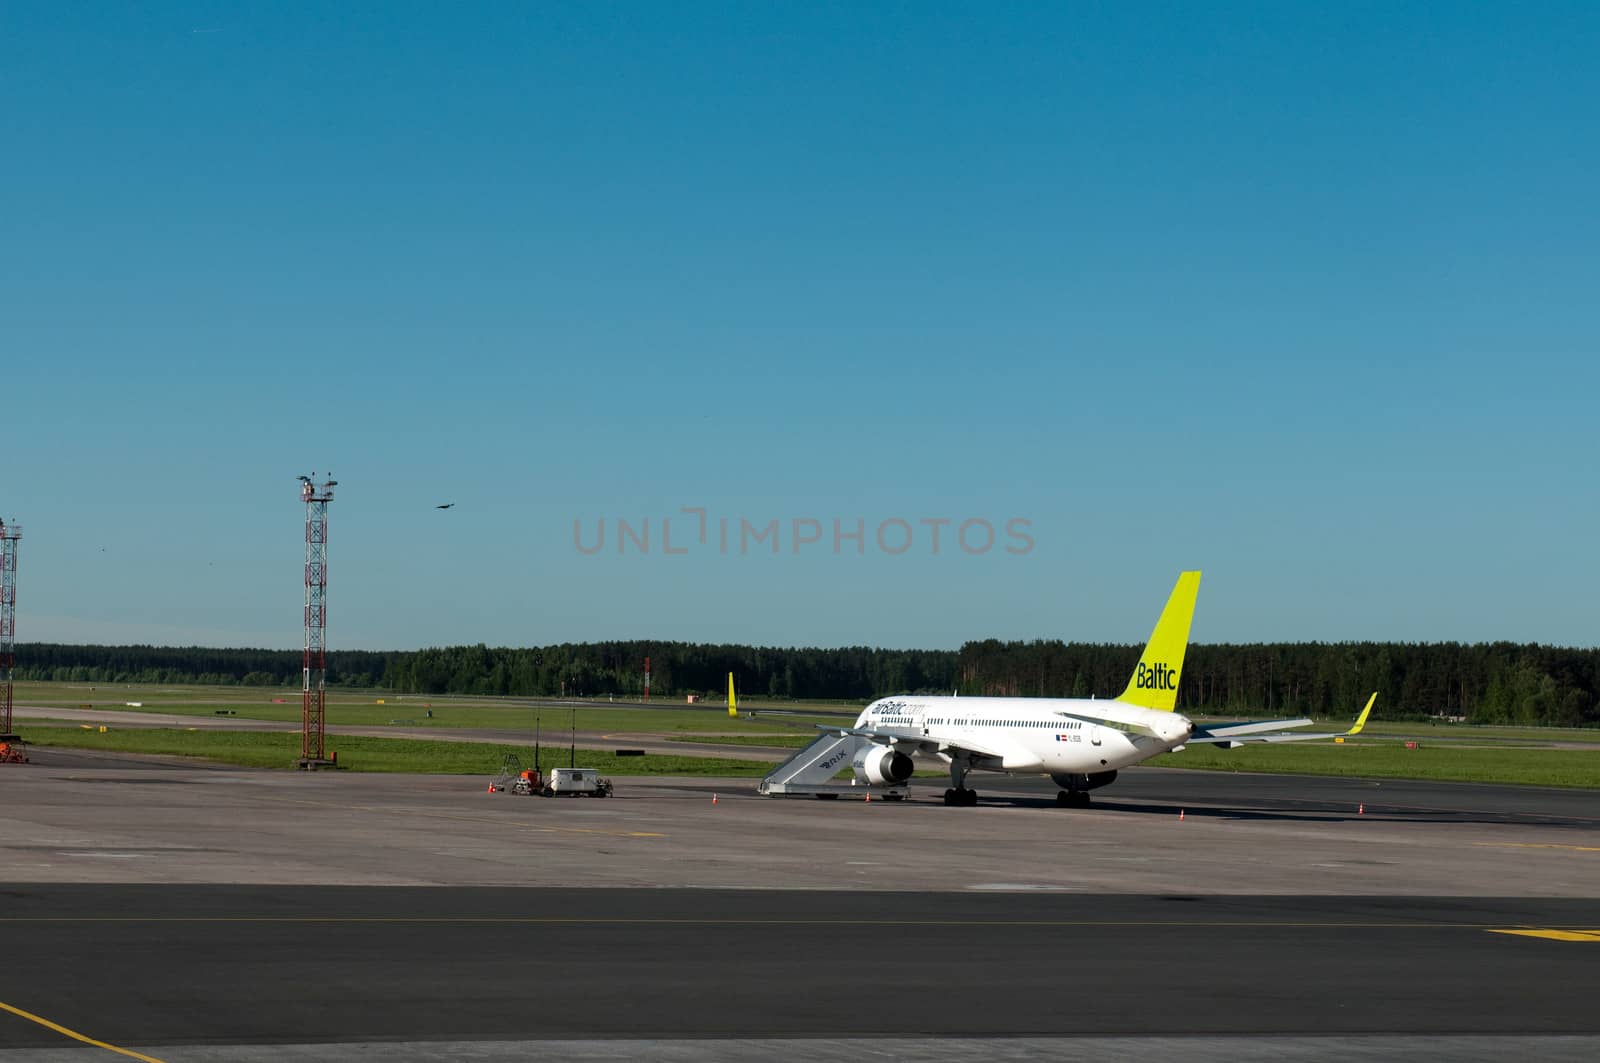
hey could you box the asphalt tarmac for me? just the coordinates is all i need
[0,887,1596,1052]
[986,768,1600,827]
[2,752,1597,1061]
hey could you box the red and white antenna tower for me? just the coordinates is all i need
[0,518,19,743]
[644,655,651,702]
[298,475,336,768]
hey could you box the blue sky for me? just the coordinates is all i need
[3,2,1596,649]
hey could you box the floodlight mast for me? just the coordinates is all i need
[0,519,20,741]
[299,476,336,768]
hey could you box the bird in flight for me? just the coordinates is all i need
[436,503,455,509]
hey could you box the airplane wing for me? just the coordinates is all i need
[1052,710,1167,739]
[1184,693,1376,746]
[1186,718,1316,741]
[816,724,1005,760]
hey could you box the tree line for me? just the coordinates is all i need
[11,639,1599,727]
[12,643,399,689]
[956,640,1600,726]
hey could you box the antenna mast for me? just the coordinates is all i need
[298,474,337,768]
[0,519,20,743]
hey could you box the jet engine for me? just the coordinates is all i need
[1049,770,1118,792]
[853,745,914,785]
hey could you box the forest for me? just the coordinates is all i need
[12,638,1599,727]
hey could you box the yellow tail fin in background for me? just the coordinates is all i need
[728,672,738,718]
[1117,571,1202,712]
[1347,692,1377,735]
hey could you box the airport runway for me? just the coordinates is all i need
[0,887,1597,1057]
[3,754,1598,1060]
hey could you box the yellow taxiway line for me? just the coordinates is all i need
[0,1000,169,1062]
[1487,929,1600,942]
[1475,842,1600,853]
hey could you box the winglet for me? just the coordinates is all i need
[728,672,738,718]
[1347,692,1377,736]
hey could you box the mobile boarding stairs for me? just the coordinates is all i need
[757,731,911,800]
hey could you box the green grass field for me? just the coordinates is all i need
[17,726,776,777]
[1151,740,1600,788]
[20,725,1598,788]
[669,734,816,748]
[1188,711,1600,745]
[13,680,1600,787]
[12,681,840,734]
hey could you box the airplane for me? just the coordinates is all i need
[826,571,1375,807]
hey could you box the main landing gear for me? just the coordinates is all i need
[1055,790,1091,808]
[943,760,978,806]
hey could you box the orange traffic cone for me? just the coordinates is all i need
[1359,803,1365,815]
[865,792,871,803]
[487,784,495,794]
[1179,809,1185,821]
[712,792,719,805]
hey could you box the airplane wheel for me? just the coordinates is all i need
[962,788,978,807]
[1073,791,1091,808]
[943,789,956,806]
[1055,790,1071,808]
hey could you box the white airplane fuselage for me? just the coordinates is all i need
[856,695,1194,775]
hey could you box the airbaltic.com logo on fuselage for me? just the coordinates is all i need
[1134,661,1178,690]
